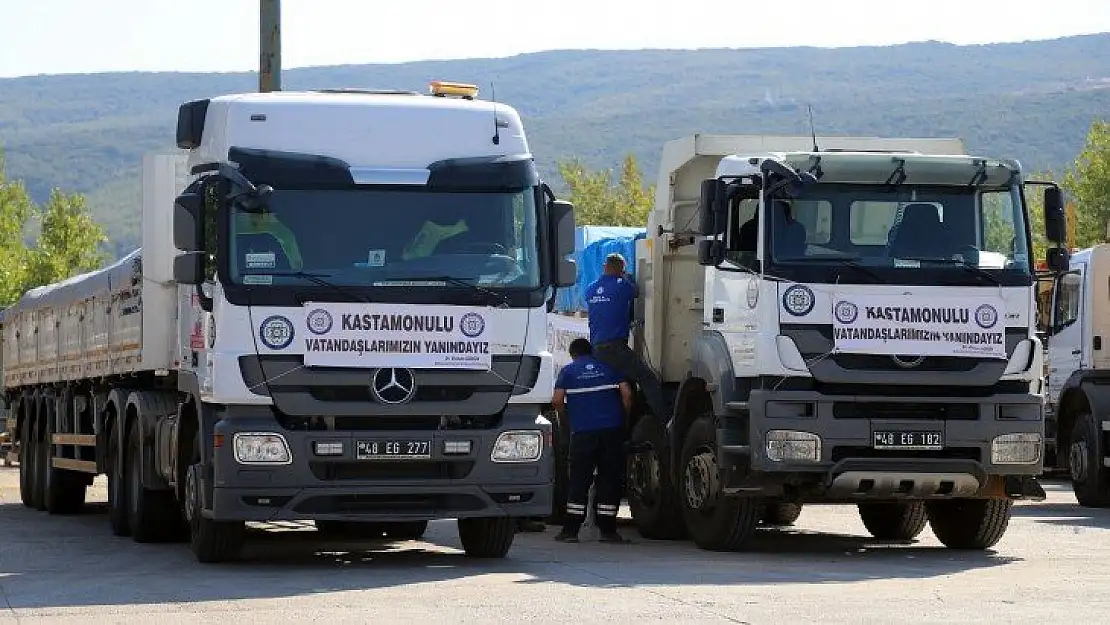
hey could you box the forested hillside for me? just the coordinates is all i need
[2,33,1109,258]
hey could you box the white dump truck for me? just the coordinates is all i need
[1041,243,1110,507]
[617,133,1065,551]
[3,81,576,562]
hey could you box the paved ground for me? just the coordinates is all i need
[1,468,1108,624]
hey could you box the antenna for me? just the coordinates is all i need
[490,81,501,145]
[807,104,820,152]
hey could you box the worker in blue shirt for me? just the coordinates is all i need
[583,253,670,422]
[552,338,633,543]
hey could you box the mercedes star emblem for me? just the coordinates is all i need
[370,367,417,405]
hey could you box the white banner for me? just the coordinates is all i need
[301,303,493,370]
[831,294,1007,359]
[547,314,590,373]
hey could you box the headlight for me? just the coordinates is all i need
[233,432,292,465]
[991,433,1042,465]
[491,430,543,463]
[766,430,821,462]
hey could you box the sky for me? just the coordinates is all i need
[1,0,1109,78]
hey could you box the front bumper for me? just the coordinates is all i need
[719,389,1045,500]
[205,405,553,522]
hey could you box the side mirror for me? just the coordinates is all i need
[550,199,577,287]
[173,252,205,285]
[1044,186,1067,245]
[1046,246,1070,273]
[697,179,727,236]
[174,192,204,252]
[697,239,724,266]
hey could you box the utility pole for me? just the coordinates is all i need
[259,0,281,92]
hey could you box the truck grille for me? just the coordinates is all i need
[833,402,979,420]
[831,446,981,462]
[309,460,475,481]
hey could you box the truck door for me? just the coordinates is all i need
[1047,264,1085,404]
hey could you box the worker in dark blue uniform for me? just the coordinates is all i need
[583,253,669,422]
[552,338,633,543]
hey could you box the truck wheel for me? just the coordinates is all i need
[680,416,761,551]
[126,419,186,542]
[761,502,803,527]
[44,399,86,515]
[185,431,244,563]
[18,406,34,508]
[926,498,1012,550]
[107,425,131,537]
[32,409,49,512]
[626,414,686,539]
[1068,411,1110,507]
[457,516,515,558]
[857,502,927,540]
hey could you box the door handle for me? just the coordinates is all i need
[1073,349,1082,355]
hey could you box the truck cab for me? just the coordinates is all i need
[624,134,1066,551]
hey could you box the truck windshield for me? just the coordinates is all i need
[749,183,1032,286]
[227,187,541,289]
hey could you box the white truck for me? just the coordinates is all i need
[616,133,1065,551]
[1042,243,1110,507]
[3,81,576,562]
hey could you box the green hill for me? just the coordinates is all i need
[2,34,1109,258]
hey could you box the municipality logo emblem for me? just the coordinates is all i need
[460,312,486,338]
[833,300,859,324]
[974,304,999,329]
[306,308,333,335]
[259,315,295,350]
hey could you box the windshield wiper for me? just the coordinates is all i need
[258,270,372,303]
[784,256,884,283]
[380,275,510,308]
[895,257,1002,286]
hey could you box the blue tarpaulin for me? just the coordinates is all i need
[554,226,646,313]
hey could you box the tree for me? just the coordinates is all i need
[0,149,109,307]
[1064,119,1110,247]
[557,154,654,227]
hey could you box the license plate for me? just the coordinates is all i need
[355,439,432,460]
[872,430,943,450]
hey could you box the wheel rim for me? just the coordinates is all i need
[629,448,660,507]
[1070,439,1089,484]
[684,447,719,511]
[184,466,197,524]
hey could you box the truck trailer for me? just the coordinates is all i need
[606,133,1063,551]
[3,81,576,562]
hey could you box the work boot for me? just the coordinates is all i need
[553,529,579,543]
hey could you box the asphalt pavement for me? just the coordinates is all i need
[1,468,1108,624]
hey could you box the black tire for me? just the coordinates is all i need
[626,414,687,539]
[127,418,186,542]
[761,502,803,527]
[31,400,49,512]
[185,430,245,563]
[1068,411,1110,507]
[18,400,34,508]
[679,416,761,551]
[44,396,86,515]
[107,424,130,537]
[457,516,515,558]
[926,498,1012,550]
[858,502,928,540]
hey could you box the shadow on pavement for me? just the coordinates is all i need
[0,498,1019,610]
[1011,501,1110,529]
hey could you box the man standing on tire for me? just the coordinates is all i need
[584,253,670,423]
[552,338,633,543]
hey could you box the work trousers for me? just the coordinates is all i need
[594,340,669,421]
[564,426,626,534]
